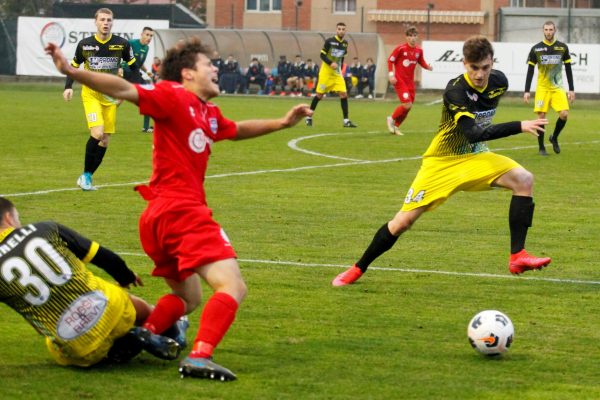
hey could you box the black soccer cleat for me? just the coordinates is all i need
[343,120,357,128]
[162,316,190,349]
[305,117,313,127]
[549,135,561,154]
[107,329,144,363]
[538,148,549,156]
[179,357,237,381]
[132,326,181,360]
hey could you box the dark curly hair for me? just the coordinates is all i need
[463,36,494,63]
[160,36,213,83]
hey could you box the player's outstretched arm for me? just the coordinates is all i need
[45,42,139,104]
[235,104,312,140]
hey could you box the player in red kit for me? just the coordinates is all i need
[386,26,433,136]
[46,37,311,381]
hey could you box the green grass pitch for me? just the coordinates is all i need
[1,82,599,399]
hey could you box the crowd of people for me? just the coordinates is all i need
[210,51,376,98]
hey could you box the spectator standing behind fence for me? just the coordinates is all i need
[220,54,241,94]
[356,58,376,99]
[303,59,319,96]
[211,51,224,92]
[348,57,362,95]
[275,55,291,96]
[287,55,305,97]
[245,57,267,94]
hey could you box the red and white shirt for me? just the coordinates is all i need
[388,43,429,87]
[135,81,237,203]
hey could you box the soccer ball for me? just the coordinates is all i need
[467,310,514,356]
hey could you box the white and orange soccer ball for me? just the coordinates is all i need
[467,310,514,356]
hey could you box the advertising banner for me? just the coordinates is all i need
[17,17,169,76]
[421,41,600,94]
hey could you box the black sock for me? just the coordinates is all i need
[92,145,107,174]
[537,132,545,150]
[310,96,320,112]
[341,97,349,119]
[509,195,534,254]
[356,223,399,272]
[552,118,567,139]
[84,137,101,174]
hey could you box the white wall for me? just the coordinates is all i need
[17,17,169,76]
[421,41,599,94]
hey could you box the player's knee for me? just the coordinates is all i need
[559,110,568,120]
[515,169,534,191]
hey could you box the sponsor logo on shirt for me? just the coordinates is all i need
[109,45,125,51]
[188,128,213,153]
[466,91,478,102]
[88,56,120,70]
[82,45,100,51]
[540,54,562,65]
[56,291,107,340]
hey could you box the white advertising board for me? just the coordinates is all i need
[17,17,169,76]
[421,41,600,94]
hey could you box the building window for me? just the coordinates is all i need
[333,0,356,13]
[246,0,281,12]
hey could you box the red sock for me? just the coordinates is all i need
[143,293,186,334]
[392,105,409,126]
[190,292,239,358]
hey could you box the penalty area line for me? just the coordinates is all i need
[118,252,600,286]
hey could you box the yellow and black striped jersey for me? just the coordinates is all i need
[527,39,572,90]
[0,222,132,344]
[320,35,348,74]
[71,34,135,74]
[424,70,508,157]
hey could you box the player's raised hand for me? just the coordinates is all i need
[44,42,72,75]
[521,118,548,136]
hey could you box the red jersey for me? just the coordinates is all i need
[135,81,237,202]
[387,43,429,86]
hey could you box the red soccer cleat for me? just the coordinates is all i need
[332,265,363,286]
[509,249,551,275]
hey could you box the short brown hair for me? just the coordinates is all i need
[543,20,555,29]
[462,36,494,63]
[405,26,418,36]
[95,8,113,19]
[160,36,213,82]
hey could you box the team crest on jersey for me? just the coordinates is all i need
[109,45,124,50]
[466,91,478,102]
[209,118,218,134]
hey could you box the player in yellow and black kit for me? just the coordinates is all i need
[0,197,186,367]
[305,22,357,128]
[333,36,552,287]
[523,21,575,155]
[63,8,137,191]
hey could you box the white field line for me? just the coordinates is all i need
[117,252,600,286]
[7,138,599,198]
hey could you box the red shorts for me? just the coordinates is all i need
[138,196,237,282]
[394,80,416,104]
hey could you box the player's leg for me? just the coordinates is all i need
[335,76,357,128]
[333,207,426,287]
[493,166,551,274]
[179,258,245,381]
[533,89,550,155]
[548,90,570,154]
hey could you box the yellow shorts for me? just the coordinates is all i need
[81,86,119,133]
[401,152,521,212]
[46,278,136,367]
[533,87,569,113]
[316,65,347,94]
